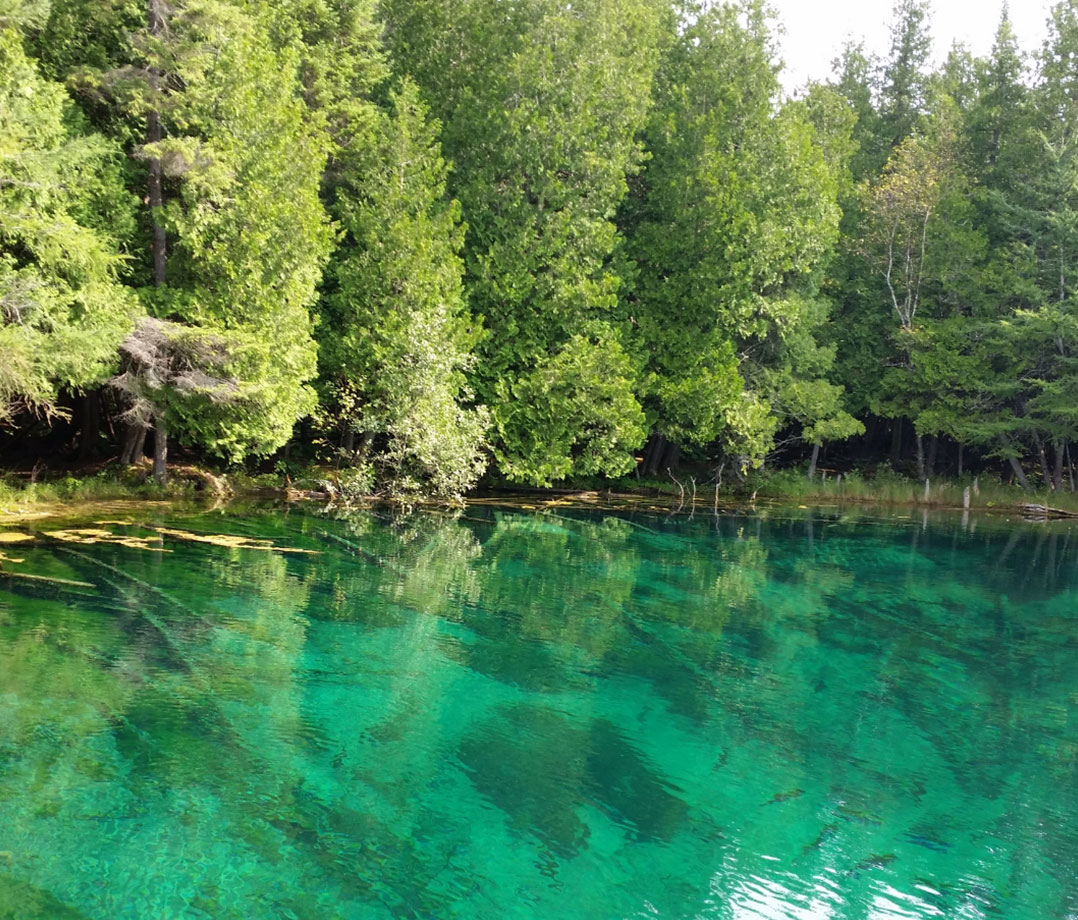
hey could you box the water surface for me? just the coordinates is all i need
[0,505,1075,919]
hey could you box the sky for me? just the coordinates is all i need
[770,0,1056,93]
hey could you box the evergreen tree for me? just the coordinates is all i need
[832,42,881,183]
[622,2,858,473]
[380,0,667,485]
[826,0,940,467]
[879,0,933,151]
[39,0,333,479]
[0,20,136,422]
[319,81,488,498]
[4,0,1078,494]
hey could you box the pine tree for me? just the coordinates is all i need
[879,0,933,151]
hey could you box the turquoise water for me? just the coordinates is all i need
[0,505,1075,920]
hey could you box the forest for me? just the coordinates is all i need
[2,0,1077,498]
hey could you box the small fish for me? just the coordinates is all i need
[834,803,883,825]
[912,878,948,904]
[536,846,561,882]
[903,829,951,853]
[765,788,804,806]
[846,853,896,877]
[802,822,838,854]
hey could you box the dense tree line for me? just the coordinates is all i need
[2,0,1077,496]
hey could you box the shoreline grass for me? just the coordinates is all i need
[4,461,1077,520]
[747,467,1078,513]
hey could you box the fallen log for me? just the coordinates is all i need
[1021,503,1078,519]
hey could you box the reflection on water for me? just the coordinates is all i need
[0,505,1075,919]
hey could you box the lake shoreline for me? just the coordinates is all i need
[3,462,1075,524]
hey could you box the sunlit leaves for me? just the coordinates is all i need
[0,26,136,420]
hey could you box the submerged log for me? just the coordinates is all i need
[0,570,95,588]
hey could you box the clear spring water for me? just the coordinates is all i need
[0,504,1074,920]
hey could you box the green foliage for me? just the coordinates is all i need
[622,3,856,465]
[381,0,666,482]
[148,3,331,457]
[0,25,137,420]
[879,0,932,149]
[753,464,1078,510]
[321,80,488,498]
[38,0,333,459]
[5,0,1078,498]
[493,330,646,486]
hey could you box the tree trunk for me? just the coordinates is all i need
[148,116,166,286]
[642,434,666,477]
[341,426,355,454]
[957,441,964,478]
[101,388,118,441]
[1031,433,1051,487]
[926,434,938,478]
[77,391,101,462]
[662,441,680,473]
[915,433,925,481]
[146,0,167,486]
[147,1,166,288]
[1067,443,1076,492]
[1007,455,1032,491]
[890,417,903,465]
[1053,441,1065,493]
[153,417,168,485]
[639,436,656,477]
[119,422,148,465]
[808,443,820,480]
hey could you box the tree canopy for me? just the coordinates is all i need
[3,0,1078,496]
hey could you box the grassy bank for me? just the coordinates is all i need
[4,461,1078,519]
[748,467,1078,513]
[0,464,240,517]
[587,465,1078,515]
